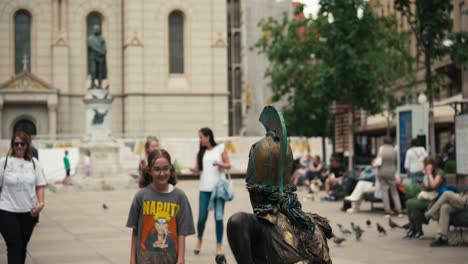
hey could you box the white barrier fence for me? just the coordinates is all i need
[0,137,332,184]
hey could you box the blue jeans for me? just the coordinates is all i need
[410,171,425,186]
[197,191,224,244]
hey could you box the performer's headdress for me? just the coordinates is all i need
[246,105,294,192]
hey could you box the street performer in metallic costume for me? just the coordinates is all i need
[227,106,332,264]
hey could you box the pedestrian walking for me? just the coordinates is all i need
[127,149,195,264]
[0,131,47,264]
[190,127,231,263]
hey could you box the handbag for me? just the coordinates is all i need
[417,190,438,201]
[374,157,382,167]
[223,170,234,201]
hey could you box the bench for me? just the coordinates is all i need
[448,209,468,246]
[362,191,383,210]
[361,190,406,211]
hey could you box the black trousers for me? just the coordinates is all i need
[0,210,38,264]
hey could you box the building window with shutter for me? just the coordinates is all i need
[169,11,184,74]
[14,10,31,74]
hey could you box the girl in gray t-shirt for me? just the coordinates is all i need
[127,149,195,264]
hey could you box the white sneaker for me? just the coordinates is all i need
[346,208,356,213]
[344,196,358,202]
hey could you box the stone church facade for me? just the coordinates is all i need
[0,0,228,139]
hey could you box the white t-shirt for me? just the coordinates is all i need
[0,157,47,213]
[404,147,428,173]
[199,144,226,192]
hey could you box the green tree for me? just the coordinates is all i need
[395,0,468,157]
[256,1,412,167]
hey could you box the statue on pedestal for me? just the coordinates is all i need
[227,106,333,264]
[88,25,107,90]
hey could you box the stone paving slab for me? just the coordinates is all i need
[1,179,466,264]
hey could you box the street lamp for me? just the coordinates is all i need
[418,92,427,105]
[357,7,364,19]
[328,13,334,23]
[418,92,432,154]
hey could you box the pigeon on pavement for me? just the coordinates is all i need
[337,224,352,236]
[355,225,364,241]
[388,218,400,229]
[333,236,346,246]
[377,223,387,236]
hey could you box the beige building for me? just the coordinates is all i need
[227,0,292,136]
[0,0,229,139]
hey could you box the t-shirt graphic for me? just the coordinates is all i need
[127,186,195,264]
[141,201,179,256]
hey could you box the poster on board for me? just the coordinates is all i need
[456,114,468,175]
[398,111,412,174]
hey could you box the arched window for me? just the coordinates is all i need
[14,10,31,74]
[87,12,103,39]
[13,119,37,136]
[169,11,184,74]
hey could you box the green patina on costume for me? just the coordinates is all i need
[244,105,332,263]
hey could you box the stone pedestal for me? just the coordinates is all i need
[59,89,135,191]
[83,89,113,141]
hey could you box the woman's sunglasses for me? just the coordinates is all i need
[13,142,27,147]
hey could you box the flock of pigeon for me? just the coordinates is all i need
[101,202,408,247]
[332,217,409,245]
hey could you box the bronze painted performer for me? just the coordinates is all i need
[227,106,332,264]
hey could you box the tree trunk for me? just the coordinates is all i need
[321,136,327,165]
[424,49,436,158]
[348,107,354,171]
[386,102,391,137]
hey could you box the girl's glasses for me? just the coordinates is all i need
[13,142,26,147]
[151,166,171,174]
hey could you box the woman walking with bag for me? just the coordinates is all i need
[0,131,47,264]
[377,137,403,217]
[190,127,231,264]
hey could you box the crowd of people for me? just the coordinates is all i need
[291,135,466,248]
[0,127,233,264]
[0,128,464,263]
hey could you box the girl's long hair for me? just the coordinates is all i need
[10,131,33,161]
[139,149,177,188]
[144,136,159,155]
[197,127,217,171]
[423,156,438,175]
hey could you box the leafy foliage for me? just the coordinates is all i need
[395,0,468,156]
[255,0,413,137]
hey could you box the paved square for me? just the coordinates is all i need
[1,179,466,264]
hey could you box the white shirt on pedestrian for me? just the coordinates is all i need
[84,155,91,167]
[0,157,47,213]
[404,147,427,173]
[199,144,226,192]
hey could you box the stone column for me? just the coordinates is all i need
[52,0,69,135]
[123,0,144,136]
[48,105,57,137]
[0,97,3,139]
[463,1,468,103]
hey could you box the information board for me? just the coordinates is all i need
[456,114,468,175]
[398,111,412,174]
